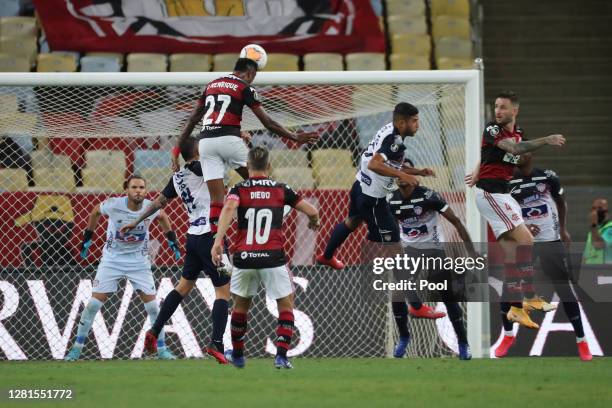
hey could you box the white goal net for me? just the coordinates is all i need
[0,71,483,360]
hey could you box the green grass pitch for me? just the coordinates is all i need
[2,358,611,408]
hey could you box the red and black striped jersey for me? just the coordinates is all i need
[198,74,261,138]
[226,176,302,268]
[477,122,523,193]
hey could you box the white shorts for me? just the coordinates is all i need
[475,187,524,239]
[230,265,294,300]
[199,135,248,181]
[93,260,156,295]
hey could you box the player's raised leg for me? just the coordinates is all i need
[65,292,107,361]
[317,181,363,270]
[498,224,548,328]
[200,135,248,233]
[475,188,541,329]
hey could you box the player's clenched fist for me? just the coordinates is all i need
[417,167,436,177]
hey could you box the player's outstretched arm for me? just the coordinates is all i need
[294,200,320,230]
[80,204,103,259]
[251,105,319,145]
[171,102,206,171]
[402,165,436,177]
[497,134,565,155]
[441,207,477,257]
[367,153,419,187]
[212,199,239,265]
[119,194,170,234]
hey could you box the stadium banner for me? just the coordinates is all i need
[33,0,385,54]
[0,266,392,360]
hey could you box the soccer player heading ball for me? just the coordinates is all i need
[172,54,319,238]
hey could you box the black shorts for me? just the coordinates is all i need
[347,181,399,243]
[182,233,230,287]
[533,240,571,282]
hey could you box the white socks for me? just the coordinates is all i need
[74,297,104,348]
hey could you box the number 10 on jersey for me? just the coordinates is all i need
[245,208,273,245]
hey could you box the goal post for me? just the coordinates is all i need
[0,70,488,360]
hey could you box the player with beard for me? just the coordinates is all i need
[466,91,565,329]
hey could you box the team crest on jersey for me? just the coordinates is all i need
[390,143,399,152]
[251,87,260,102]
[403,225,428,237]
[536,183,546,192]
[414,206,423,215]
[487,125,500,136]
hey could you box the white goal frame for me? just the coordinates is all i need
[0,70,489,358]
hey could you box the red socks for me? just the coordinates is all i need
[230,310,295,359]
[275,310,294,357]
[230,311,247,358]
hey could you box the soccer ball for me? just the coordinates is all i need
[240,44,267,70]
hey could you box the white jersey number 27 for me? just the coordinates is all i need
[202,94,231,125]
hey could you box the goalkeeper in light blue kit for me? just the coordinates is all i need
[65,175,181,361]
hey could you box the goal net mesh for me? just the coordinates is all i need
[0,79,467,360]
